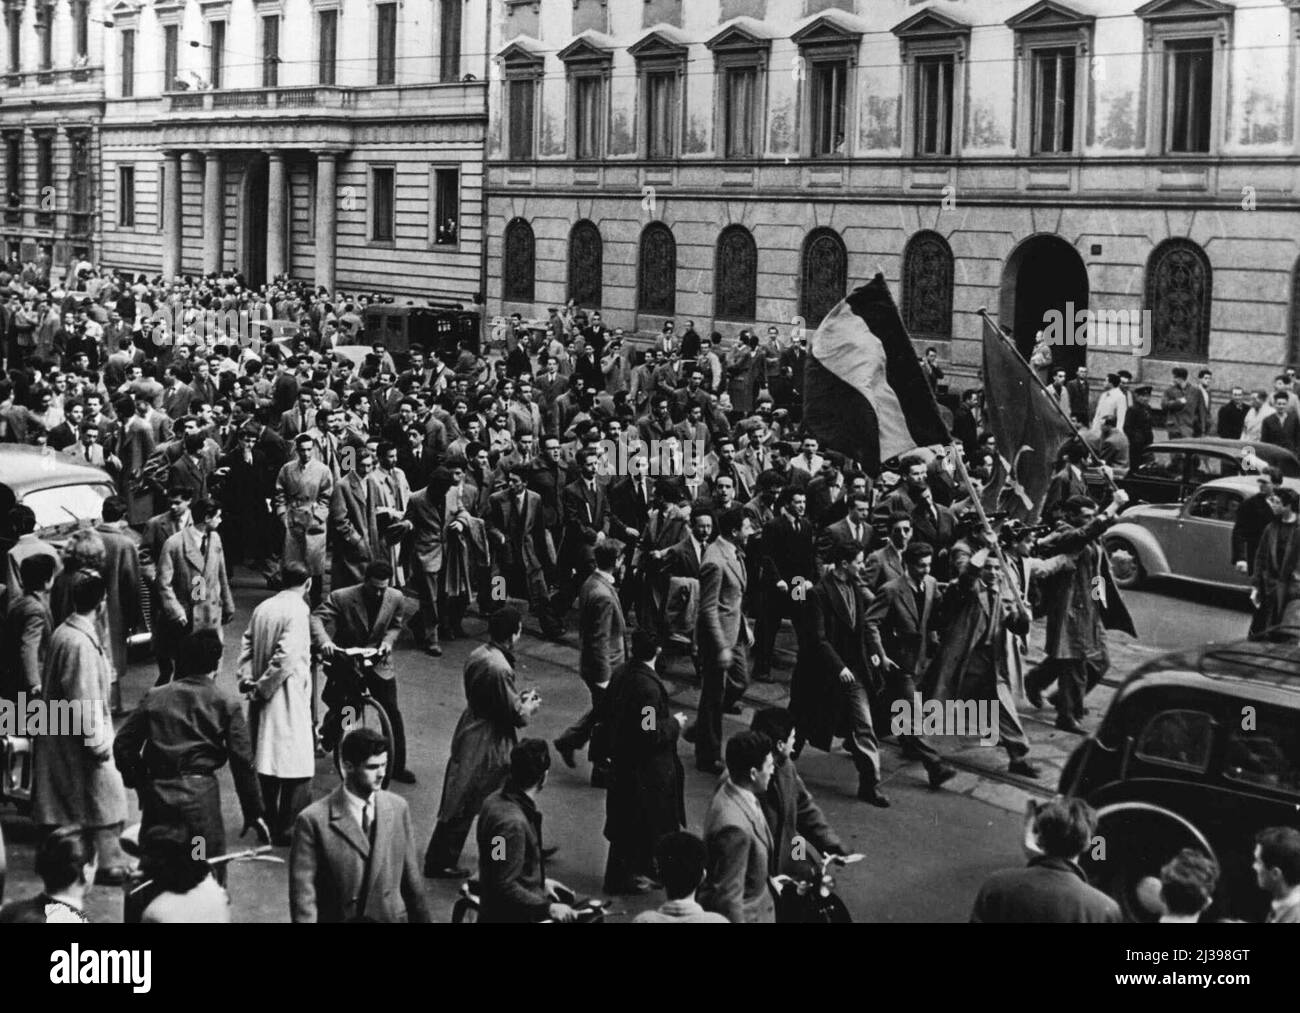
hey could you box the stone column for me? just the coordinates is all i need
[314,151,337,294]
[161,150,182,279]
[266,151,287,281]
[202,151,224,275]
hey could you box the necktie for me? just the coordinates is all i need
[201,533,210,559]
[362,799,373,838]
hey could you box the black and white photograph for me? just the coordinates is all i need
[0,0,1294,986]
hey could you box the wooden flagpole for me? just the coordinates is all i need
[974,306,1121,498]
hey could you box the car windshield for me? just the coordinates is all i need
[24,483,112,538]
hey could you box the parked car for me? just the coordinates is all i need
[357,304,481,368]
[1103,475,1300,592]
[0,445,117,560]
[1060,629,1300,922]
[1118,437,1300,506]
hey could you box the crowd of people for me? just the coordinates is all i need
[2,261,1298,924]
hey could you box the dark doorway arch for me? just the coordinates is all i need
[502,217,535,303]
[999,234,1089,373]
[568,219,603,309]
[242,159,269,288]
[637,222,676,316]
[715,224,757,322]
[800,227,847,328]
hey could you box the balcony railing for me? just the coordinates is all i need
[166,85,358,113]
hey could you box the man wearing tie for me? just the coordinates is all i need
[329,448,382,589]
[552,449,609,620]
[753,489,816,683]
[157,498,235,686]
[818,492,874,564]
[487,467,563,639]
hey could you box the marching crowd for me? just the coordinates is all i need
[2,258,1300,925]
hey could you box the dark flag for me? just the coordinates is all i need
[803,274,951,475]
[979,314,1077,522]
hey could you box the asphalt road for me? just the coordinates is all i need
[0,569,1245,923]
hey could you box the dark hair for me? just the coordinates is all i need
[8,504,36,535]
[280,562,310,588]
[655,831,709,901]
[176,629,224,677]
[36,826,91,893]
[1032,798,1098,859]
[1064,494,1099,515]
[340,726,390,767]
[1159,848,1219,916]
[899,454,927,473]
[750,707,795,745]
[488,605,523,642]
[1172,366,1189,380]
[137,824,210,895]
[1255,826,1300,887]
[19,552,57,593]
[830,542,865,567]
[593,539,624,571]
[724,730,773,783]
[904,541,934,566]
[364,560,394,582]
[509,737,552,790]
[717,506,746,539]
[70,569,106,613]
[101,495,127,523]
[190,497,218,524]
[629,629,658,661]
[889,511,912,529]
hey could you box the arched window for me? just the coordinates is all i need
[502,217,534,303]
[568,219,603,308]
[901,230,953,339]
[799,227,847,327]
[714,224,757,322]
[1145,238,1212,360]
[637,222,676,316]
[1288,255,1300,367]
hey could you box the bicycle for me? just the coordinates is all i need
[318,647,395,789]
[451,879,614,924]
[771,852,863,924]
[121,835,285,923]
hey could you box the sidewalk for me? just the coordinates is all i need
[505,614,1164,815]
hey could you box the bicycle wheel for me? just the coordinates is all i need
[332,696,394,789]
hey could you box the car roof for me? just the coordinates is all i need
[1122,632,1300,697]
[1192,475,1300,494]
[0,445,114,495]
[1157,437,1299,462]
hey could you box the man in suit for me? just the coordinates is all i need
[64,421,120,472]
[487,465,563,639]
[329,447,381,589]
[156,497,235,687]
[1041,441,1089,524]
[861,513,909,591]
[753,488,816,682]
[0,553,54,704]
[607,454,654,621]
[1217,386,1249,441]
[1262,392,1300,455]
[276,433,334,608]
[698,730,777,923]
[475,738,578,923]
[554,540,626,787]
[602,632,687,895]
[972,798,1119,923]
[692,507,756,774]
[551,448,609,619]
[312,561,418,783]
[819,492,874,568]
[1251,486,1300,631]
[290,727,431,923]
[402,477,446,654]
[1163,366,1197,440]
[864,542,957,790]
[1065,366,1091,426]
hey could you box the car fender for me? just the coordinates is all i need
[1104,522,1171,577]
[1092,800,1219,867]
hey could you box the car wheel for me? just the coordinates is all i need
[1105,537,1144,589]
[1080,802,1217,923]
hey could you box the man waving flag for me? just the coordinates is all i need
[802,274,951,475]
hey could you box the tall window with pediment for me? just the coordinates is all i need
[502,217,535,303]
[715,225,757,322]
[902,231,953,340]
[800,228,846,328]
[568,220,603,309]
[1145,238,1212,360]
[638,223,676,316]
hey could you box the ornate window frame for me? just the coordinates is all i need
[1144,237,1213,361]
[1006,1,1094,157]
[793,12,862,159]
[568,219,603,310]
[499,38,544,162]
[707,20,773,160]
[1136,0,1233,157]
[901,230,954,341]
[630,27,689,162]
[558,33,614,161]
[502,216,536,304]
[799,226,847,329]
[637,221,677,317]
[893,7,971,159]
[714,224,758,323]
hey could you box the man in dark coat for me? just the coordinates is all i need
[790,542,889,806]
[972,797,1120,923]
[551,448,609,618]
[1124,385,1155,464]
[114,630,269,878]
[486,465,562,638]
[753,487,816,682]
[1233,468,1282,632]
[602,632,686,895]
[328,447,382,589]
[1251,486,1300,633]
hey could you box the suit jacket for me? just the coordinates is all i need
[760,512,817,585]
[290,786,431,923]
[608,474,653,542]
[475,784,552,923]
[157,526,234,632]
[403,486,444,574]
[819,516,874,567]
[578,571,625,687]
[330,471,382,586]
[1261,411,1300,456]
[697,537,751,652]
[0,592,51,699]
[971,856,1120,924]
[863,543,906,592]
[310,585,416,681]
[560,477,609,557]
[699,778,776,924]
[864,573,939,675]
[793,572,878,752]
[486,488,552,577]
[761,756,843,879]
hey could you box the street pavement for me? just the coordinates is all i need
[0,566,1250,923]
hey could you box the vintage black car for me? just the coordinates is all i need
[1060,631,1300,922]
[1118,437,1300,506]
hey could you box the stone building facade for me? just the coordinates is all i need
[98,0,487,303]
[485,0,1300,393]
[0,0,104,268]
